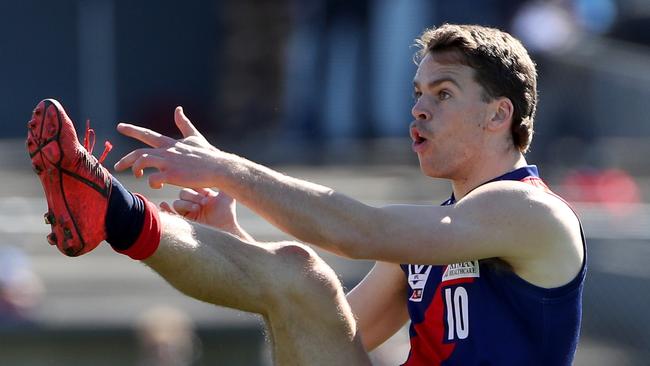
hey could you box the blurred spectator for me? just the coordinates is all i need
[0,246,44,328]
[136,305,202,366]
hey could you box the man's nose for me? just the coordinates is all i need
[411,100,431,121]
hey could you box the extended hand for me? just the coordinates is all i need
[114,107,223,189]
[160,187,233,227]
[161,188,254,241]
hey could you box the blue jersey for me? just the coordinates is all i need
[400,166,586,366]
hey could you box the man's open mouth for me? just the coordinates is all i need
[412,129,427,145]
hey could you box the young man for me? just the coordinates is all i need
[27,24,585,365]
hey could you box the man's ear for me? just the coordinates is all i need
[487,97,514,132]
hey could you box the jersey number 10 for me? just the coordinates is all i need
[444,286,469,341]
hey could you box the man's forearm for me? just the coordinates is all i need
[113,120,380,258]
[211,153,377,258]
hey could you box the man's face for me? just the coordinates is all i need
[410,52,492,179]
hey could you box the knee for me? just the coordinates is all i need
[261,243,357,333]
[268,242,343,307]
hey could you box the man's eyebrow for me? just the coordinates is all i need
[413,77,462,91]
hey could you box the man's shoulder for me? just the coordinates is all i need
[458,179,582,255]
[462,179,573,218]
[462,180,584,287]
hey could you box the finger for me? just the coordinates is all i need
[117,123,176,148]
[159,201,176,214]
[196,188,217,197]
[171,202,198,221]
[148,172,167,189]
[114,148,155,171]
[174,106,201,138]
[203,190,234,206]
[179,188,203,203]
[132,154,167,178]
[173,199,200,216]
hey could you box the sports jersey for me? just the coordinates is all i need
[400,165,586,366]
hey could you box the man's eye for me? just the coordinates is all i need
[439,91,451,100]
[413,91,422,100]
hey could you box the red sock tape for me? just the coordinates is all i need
[115,193,161,260]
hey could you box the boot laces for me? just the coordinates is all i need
[83,119,113,164]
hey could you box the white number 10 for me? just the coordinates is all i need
[444,286,469,340]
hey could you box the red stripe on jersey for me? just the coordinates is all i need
[405,274,475,365]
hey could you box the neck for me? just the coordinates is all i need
[451,151,527,200]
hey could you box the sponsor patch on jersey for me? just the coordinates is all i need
[408,265,432,302]
[441,260,480,281]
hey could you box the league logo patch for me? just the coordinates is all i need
[408,265,432,302]
[441,260,480,281]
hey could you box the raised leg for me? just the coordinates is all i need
[145,213,372,366]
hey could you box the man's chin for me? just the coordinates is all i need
[418,162,444,179]
[419,156,458,179]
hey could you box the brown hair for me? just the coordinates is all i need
[415,24,538,153]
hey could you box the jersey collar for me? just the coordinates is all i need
[445,165,540,205]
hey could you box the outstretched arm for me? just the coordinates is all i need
[114,108,583,279]
[113,108,378,258]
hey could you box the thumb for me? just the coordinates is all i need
[215,190,235,206]
[174,106,201,138]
